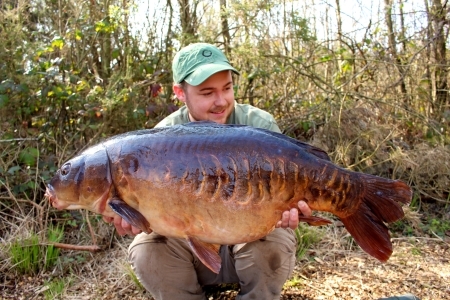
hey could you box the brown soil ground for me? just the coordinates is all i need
[1,226,449,300]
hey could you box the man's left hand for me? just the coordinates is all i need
[103,215,143,236]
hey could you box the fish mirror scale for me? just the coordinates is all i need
[206,152,296,206]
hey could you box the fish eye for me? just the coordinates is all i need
[60,163,71,176]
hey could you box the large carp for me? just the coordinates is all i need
[46,122,412,273]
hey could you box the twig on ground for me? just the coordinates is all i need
[392,236,446,242]
[85,211,98,246]
[47,242,102,252]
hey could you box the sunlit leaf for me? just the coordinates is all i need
[95,20,115,33]
[320,55,331,62]
[341,61,351,72]
[75,29,83,41]
[76,80,90,92]
[95,21,104,32]
[51,38,65,49]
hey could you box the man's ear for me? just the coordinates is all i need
[173,84,186,103]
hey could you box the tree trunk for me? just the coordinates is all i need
[335,0,343,50]
[177,0,198,46]
[384,0,407,104]
[424,0,433,117]
[220,0,231,55]
[430,0,448,113]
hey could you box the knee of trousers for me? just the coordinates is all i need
[233,229,297,294]
[233,229,296,285]
[128,234,169,291]
[127,233,204,296]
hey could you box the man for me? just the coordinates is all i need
[105,43,420,300]
[104,43,312,299]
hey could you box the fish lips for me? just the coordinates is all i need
[45,183,70,210]
[45,184,58,208]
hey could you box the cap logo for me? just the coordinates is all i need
[202,50,212,57]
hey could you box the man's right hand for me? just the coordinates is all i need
[103,215,145,236]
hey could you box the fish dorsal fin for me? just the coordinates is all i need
[108,197,152,234]
[250,127,331,161]
[183,120,218,126]
[186,237,222,274]
[182,122,331,161]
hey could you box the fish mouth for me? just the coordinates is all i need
[45,184,56,204]
[45,184,70,210]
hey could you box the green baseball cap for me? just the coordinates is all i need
[172,43,239,86]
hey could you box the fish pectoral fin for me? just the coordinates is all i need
[186,237,222,274]
[298,215,332,226]
[108,197,151,234]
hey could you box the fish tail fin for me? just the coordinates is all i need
[340,176,412,261]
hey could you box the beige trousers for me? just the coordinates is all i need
[128,228,297,300]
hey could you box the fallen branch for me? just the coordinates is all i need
[48,242,102,252]
[0,138,39,142]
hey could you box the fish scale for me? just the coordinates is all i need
[46,121,412,274]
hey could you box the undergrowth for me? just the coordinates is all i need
[9,225,63,275]
[295,223,324,259]
[43,277,71,300]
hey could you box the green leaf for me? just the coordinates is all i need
[0,94,9,108]
[95,20,106,32]
[18,148,39,166]
[8,165,21,174]
[112,48,120,59]
[75,29,83,41]
[52,85,69,97]
[16,84,30,94]
[51,38,65,49]
[320,55,331,62]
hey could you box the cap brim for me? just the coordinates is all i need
[184,63,239,86]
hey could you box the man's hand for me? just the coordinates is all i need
[103,215,145,236]
[275,200,312,230]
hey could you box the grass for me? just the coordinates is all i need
[124,263,144,291]
[10,234,41,274]
[295,223,324,259]
[8,224,64,275]
[44,277,71,300]
[283,275,303,289]
[426,218,450,238]
[45,225,64,269]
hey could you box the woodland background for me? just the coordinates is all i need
[0,0,449,299]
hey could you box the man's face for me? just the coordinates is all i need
[174,70,235,124]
